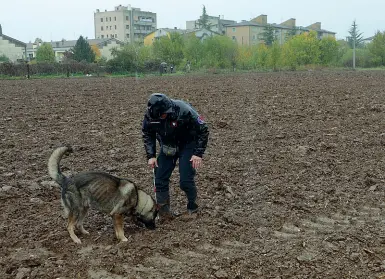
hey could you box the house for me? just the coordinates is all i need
[225,15,336,46]
[0,24,27,62]
[144,28,187,46]
[144,27,219,46]
[26,38,125,62]
[363,36,374,44]
[184,28,221,40]
[186,15,236,34]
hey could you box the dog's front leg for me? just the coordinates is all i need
[110,198,125,216]
[112,214,128,242]
[67,214,82,244]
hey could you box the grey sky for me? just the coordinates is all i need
[1,0,383,43]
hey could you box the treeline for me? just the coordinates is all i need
[1,30,385,77]
[107,32,385,71]
[108,30,385,72]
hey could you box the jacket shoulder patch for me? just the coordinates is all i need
[197,115,205,124]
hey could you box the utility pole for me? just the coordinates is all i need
[353,36,356,69]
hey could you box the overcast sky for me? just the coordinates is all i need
[0,0,383,43]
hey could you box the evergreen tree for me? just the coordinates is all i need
[348,20,364,69]
[347,20,364,49]
[197,5,212,30]
[72,36,95,63]
[0,54,9,62]
[36,42,55,63]
[260,24,276,46]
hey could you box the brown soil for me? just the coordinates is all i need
[1,71,385,279]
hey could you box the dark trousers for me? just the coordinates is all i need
[155,142,197,210]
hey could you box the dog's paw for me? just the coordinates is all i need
[73,238,82,244]
[80,229,90,235]
[120,237,128,242]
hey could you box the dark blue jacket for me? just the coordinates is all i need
[142,100,209,159]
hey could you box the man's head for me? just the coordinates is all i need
[147,93,173,119]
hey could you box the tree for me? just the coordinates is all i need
[347,21,364,49]
[260,24,276,46]
[348,20,364,69]
[63,50,74,61]
[267,40,281,71]
[184,34,204,66]
[256,43,269,68]
[236,45,253,70]
[285,26,298,41]
[318,37,339,65]
[36,43,55,63]
[109,45,136,71]
[91,45,102,62]
[284,31,320,66]
[72,36,95,63]
[368,31,385,66]
[197,5,212,30]
[202,35,237,68]
[153,32,184,65]
[0,54,9,62]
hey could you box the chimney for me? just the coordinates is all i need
[280,18,296,28]
[251,14,267,25]
[307,22,321,30]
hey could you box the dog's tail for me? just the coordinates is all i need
[48,146,73,186]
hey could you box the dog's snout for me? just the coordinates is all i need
[145,222,156,230]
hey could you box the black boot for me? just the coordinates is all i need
[156,191,180,222]
[187,201,199,215]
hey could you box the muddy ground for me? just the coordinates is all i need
[1,70,385,278]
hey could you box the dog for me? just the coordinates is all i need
[48,146,158,244]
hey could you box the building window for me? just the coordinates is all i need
[110,26,112,30]
[101,18,103,22]
[115,34,118,38]
[126,16,129,20]
[114,16,116,21]
[107,34,109,38]
[126,25,130,29]
[115,25,117,29]
[252,35,256,40]
[109,17,111,21]
[126,34,130,38]
[106,17,108,22]
[101,26,103,31]
[232,36,236,40]
[101,35,104,38]
[232,27,236,32]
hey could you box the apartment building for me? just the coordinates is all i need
[186,15,236,34]
[94,5,157,43]
[225,15,336,46]
[0,24,26,62]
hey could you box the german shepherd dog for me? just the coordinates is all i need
[48,146,158,244]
